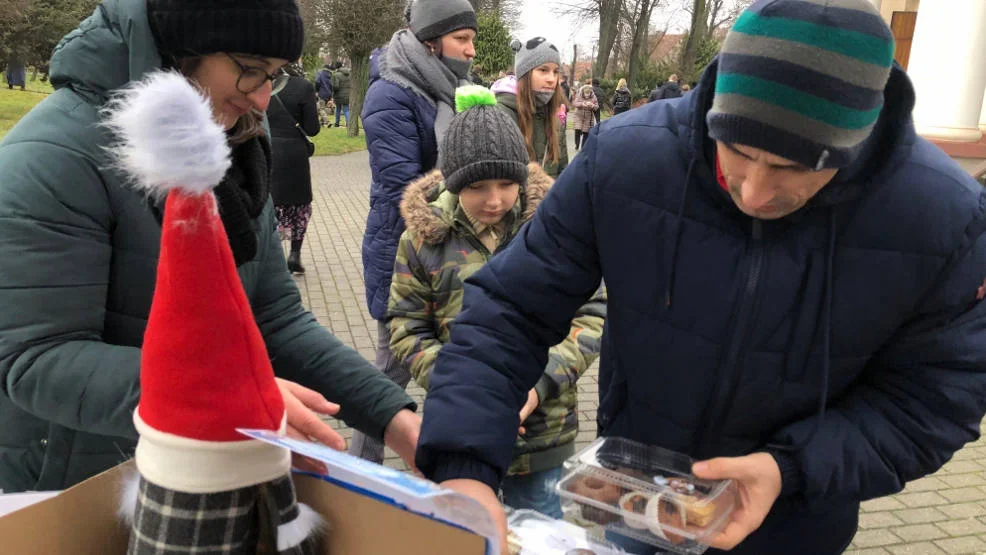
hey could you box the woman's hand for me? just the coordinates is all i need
[276,378,346,474]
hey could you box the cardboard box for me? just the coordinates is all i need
[0,433,495,555]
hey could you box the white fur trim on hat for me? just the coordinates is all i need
[103,70,231,197]
[278,503,326,551]
[133,409,290,494]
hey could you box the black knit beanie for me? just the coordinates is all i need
[147,0,304,62]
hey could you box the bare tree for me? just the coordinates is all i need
[552,0,625,79]
[626,0,662,84]
[468,0,522,29]
[678,0,707,80]
[307,0,405,137]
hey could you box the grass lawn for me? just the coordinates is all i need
[310,125,367,157]
[0,80,54,141]
[0,78,367,157]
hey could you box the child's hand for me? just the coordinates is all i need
[517,388,540,435]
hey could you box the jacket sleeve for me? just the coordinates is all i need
[534,286,607,403]
[387,232,443,389]
[769,201,986,502]
[363,83,426,240]
[0,142,141,439]
[416,129,604,490]
[557,116,570,173]
[299,81,320,137]
[251,202,416,440]
[327,79,334,99]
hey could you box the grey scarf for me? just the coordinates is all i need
[379,30,470,149]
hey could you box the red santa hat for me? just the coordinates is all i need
[105,71,289,493]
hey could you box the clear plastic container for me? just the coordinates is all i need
[555,438,736,555]
[505,509,627,555]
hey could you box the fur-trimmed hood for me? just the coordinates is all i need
[400,162,553,246]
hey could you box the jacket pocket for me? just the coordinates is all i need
[34,423,74,491]
[597,339,627,435]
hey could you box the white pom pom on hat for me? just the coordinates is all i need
[103,71,231,197]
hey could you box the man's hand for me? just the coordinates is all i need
[692,452,782,551]
[276,378,346,474]
[383,408,421,473]
[442,479,509,555]
[518,388,540,435]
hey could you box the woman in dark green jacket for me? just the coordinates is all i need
[0,0,419,493]
[494,37,569,177]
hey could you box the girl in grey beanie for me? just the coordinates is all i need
[494,37,569,177]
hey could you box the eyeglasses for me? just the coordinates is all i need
[225,53,289,95]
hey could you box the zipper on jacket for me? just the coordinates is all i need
[692,219,764,457]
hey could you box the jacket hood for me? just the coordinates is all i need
[400,163,553,245]
[579,85,595,96]
[49,0,163,104]
[491,75,517,96]
[681,57,918,209]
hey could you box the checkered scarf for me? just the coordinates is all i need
[127,474,317,555]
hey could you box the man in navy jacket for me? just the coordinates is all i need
[416,1,986,553]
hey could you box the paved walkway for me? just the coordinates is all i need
[296,149,986,554]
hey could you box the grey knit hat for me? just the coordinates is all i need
[407,0,477,43]
[441,86,529,194]
[513,37,562,79]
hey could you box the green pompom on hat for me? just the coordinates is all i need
[440,86,530,194]
[455,85,498,113]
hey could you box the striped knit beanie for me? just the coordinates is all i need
[707,0,895,170]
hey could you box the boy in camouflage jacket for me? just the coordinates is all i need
[387,87,606,517]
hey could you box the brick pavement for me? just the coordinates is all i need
[296,150,986,554]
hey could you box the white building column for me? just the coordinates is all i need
[908,0,986,142]
[980,87,986,133]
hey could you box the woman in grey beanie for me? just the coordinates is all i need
[356,0,479,464]
[494,36,569,177]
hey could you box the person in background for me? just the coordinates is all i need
[649,72,682,102]
[389,86,606,518]
[591,77,604,125]
[4,59,26,90]
[495,37,568,177]
[414,1,986,554]
[611,77,632,115]
[356,0,478,464]
[571,84,598,151]
[0,0,420,495]
[267,62,320,275]
[314,58,335,127]
[559,73,571,101]
[331,61,351,127]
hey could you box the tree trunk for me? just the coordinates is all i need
[679,0,708,81]
[595,0,622,78]
[347,51,370,137]
[570,44,577,93]
[627,0,655,85]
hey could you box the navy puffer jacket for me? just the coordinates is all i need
[418,60,986,554]
[361,49,438,320]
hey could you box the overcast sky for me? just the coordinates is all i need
[515,1,693,62]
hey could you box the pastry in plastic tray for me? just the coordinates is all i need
[556,437,735,554]
[564,474,624,524]
[505,509,626,554]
